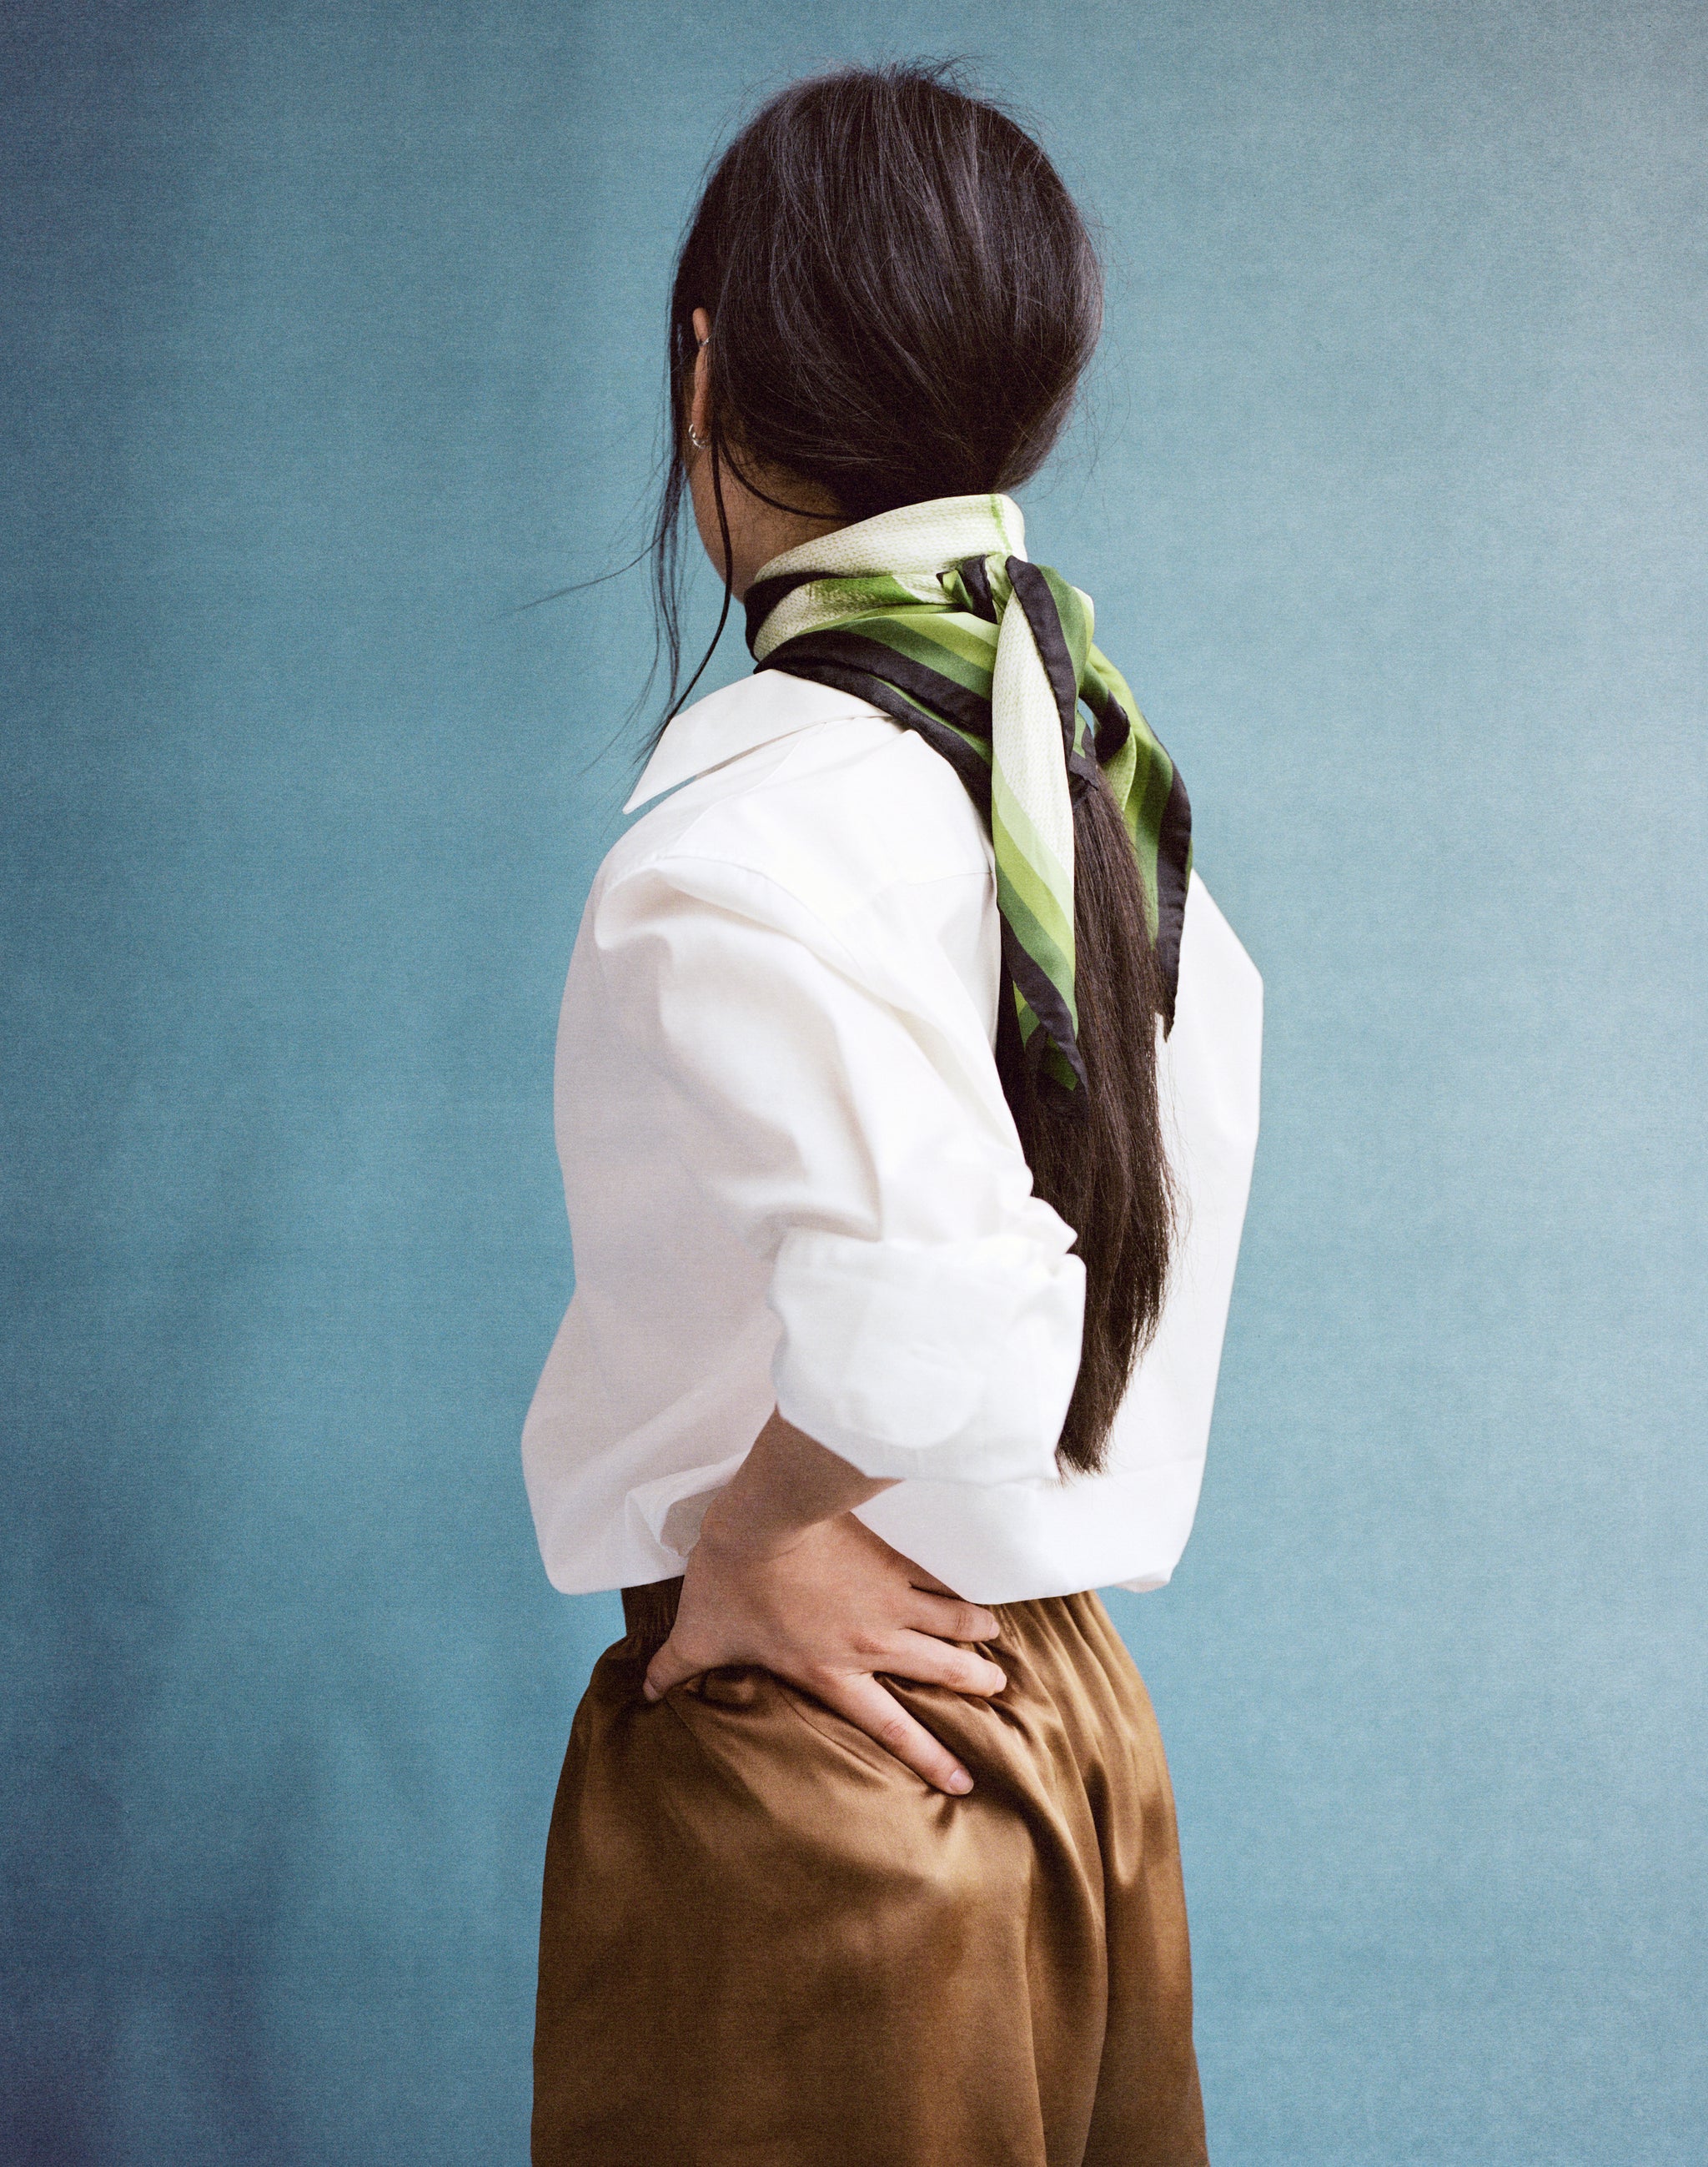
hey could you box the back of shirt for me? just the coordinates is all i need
[523,671,1262,1603]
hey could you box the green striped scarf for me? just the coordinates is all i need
[745,493,1191,1107]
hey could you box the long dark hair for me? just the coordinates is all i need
[651,63,1174,1476]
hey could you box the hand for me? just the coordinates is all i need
[641,1499,1005,1797]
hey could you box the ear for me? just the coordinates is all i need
[690,305,713,449]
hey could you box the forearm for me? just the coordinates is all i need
[701,1406,897,1557]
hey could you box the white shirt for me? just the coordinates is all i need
[522,671,1262,1605]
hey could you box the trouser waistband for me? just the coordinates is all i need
[620,1576,685,1657]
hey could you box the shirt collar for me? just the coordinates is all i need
[622,669,885,815]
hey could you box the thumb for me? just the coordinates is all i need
[641,1631,699,1703]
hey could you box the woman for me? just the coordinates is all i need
[522,63,1262,2167]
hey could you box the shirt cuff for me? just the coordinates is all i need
[766,1227,1085,1486]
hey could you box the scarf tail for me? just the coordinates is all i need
[746,495,1191,1104]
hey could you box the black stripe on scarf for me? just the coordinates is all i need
[1007,558,1103,806]
[741,571,825,652]
[1091,682,1131,763]
[1006,560,1081,757]
[1154,762,1192,1038]
[1002,921,1091,1106]
[992,945,1027,1109]
[761,628,993,742]
[754,649,994,813]
[957,552,998,623]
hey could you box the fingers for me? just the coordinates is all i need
[892,1631,1007,1697]
[904,1590,1000,1646]
[822,1672,975,1796]
[641,1631,701,1703]
[874,1538,977,1614]
[883,1630,1007,1698]
[903,1560,961,1596]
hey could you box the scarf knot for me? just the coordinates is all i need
[744,494,1191,1107]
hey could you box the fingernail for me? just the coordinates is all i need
[642,1682,660,1702]
[947,1768,972,1794]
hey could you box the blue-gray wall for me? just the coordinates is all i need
[4,3,1703,2161]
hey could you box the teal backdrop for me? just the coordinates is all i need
[4,3,1704,2161]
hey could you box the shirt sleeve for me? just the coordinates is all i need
[591,849,1084,1486]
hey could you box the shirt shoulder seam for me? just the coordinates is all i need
[606,723,991,923]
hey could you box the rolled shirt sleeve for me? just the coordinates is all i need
[592,851,1084,1486]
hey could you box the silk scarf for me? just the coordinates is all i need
[745,493,1191,1105]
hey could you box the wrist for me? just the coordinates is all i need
[696,1482,811,1563]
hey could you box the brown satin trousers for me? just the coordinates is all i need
[532,1575,1209,2167]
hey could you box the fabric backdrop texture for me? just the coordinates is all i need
[3,3,1703,2164]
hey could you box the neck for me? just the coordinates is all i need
[689,445,845,600]
[736,500,846,596]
